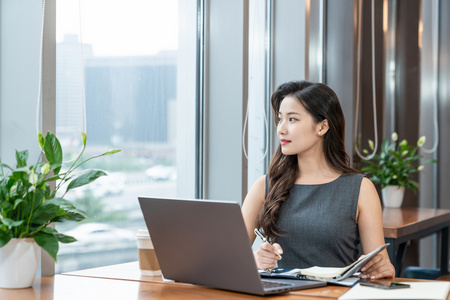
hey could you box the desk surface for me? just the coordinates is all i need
[383,207,450,238]
[63,261,160,282]
[0,274,349,300]
[62,261,349,299]
[0,262,449,300]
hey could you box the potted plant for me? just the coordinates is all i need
[361,132,436,208]
[0,131,120,288]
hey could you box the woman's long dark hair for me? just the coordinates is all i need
[257,80,360,241]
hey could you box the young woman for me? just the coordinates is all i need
[242,81,395,280]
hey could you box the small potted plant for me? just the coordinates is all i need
[0,131,120,288]
[361,132,436,208]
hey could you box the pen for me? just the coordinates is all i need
[254,228,282,259]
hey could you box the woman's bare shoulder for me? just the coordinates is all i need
[358,177,381,210]
[254,174,266,189]
[360,177,378,195]
[244,175,266,204]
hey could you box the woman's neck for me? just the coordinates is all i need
[295,154,341,184]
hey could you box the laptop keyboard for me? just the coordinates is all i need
[261,280,294,289]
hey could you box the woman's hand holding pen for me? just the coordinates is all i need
[253,228,283,269]
[254,242,283,270]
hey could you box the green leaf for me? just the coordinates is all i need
[1,200,12,213]
[0,230,11,247]
[40,198,86,222]
[0,163,13,172]
[38,132,45,149]
[66,170,107,192]
[1,218,24,228]
[55,233,77,244]
[33,205,60,225]
[15,150,29,168]
[13,198,25,210]
[34,230,59,262]
[10,168,30,186]
[43,131,63,175]
[102,149,121,156]
[42,174,64,184]
[58,209,87,222]
[81,132,87,146]
[43,198,76,209]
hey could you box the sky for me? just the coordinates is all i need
[56,0,179,57]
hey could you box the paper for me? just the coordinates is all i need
[300,266,347,278]
[338,282,450,300]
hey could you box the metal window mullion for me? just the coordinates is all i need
[320,0,326,83]
[41,0,56,277]
[196,0,206,199]
[264,0,274,172]
[383,0,397,139]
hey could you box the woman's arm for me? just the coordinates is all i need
[242,175,266,243]
[242,175,283,269]
[357,177,395,279]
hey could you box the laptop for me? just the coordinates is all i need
[138,197,326,296]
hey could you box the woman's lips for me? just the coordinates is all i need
[280,139,291,145]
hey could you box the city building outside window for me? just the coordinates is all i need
[55,0,197,273]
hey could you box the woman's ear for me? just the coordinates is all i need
[317,119,329,136]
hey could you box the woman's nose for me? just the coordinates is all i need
[277,120,286,134]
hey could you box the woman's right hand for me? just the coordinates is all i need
[254,242,283,270]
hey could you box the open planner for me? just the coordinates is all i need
[260,243,389,283]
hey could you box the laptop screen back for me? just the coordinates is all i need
[138,197,266,295]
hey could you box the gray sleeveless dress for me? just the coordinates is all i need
[266,173,364,269]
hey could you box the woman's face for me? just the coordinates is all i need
[276,96,322,156]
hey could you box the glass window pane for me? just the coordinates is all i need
[55,0,197,273]
[247,0,269,188]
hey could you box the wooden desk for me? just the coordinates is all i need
[0,274,349,300]
[383,207,450,277]
[2,262,446,300]
[61,262,348,298]
[62,261,162,282]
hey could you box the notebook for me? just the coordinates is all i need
[260,243,389,283]
[138,197,326,296]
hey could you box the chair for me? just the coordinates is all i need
[403,266,449,280]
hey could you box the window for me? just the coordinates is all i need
[55,0,197,273]
[246,0,271,188]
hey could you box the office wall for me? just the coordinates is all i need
[206,0,247,202]
[0,0,42,166]
[324,0,357,162]
[437,1,450,210]
[435,0,450,268]
[0,0,56,277]
[273,0,306,86]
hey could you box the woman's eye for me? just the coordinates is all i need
[289,118,296,122]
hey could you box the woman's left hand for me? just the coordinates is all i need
[359,252,395,279]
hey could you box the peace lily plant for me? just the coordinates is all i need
[0,131,121,261]
[361,132,436,193]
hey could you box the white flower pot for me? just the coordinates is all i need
[381,185,406,208]
[0,238,41,289]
